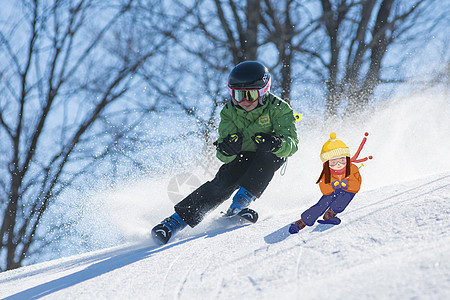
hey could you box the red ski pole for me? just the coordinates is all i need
[351,132,373,163]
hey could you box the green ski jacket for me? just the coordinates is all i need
[216,92,299,164]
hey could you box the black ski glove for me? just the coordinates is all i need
[251,132,283,153]
[214,133,243,157]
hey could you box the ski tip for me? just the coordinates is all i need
[238,208,258,223]
[151,225,172,245]
[288,223,300,234]
[317,217,341,225]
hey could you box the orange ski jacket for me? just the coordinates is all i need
[318,163,362,195]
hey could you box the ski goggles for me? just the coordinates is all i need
[329,157,347,166]
[228,77,271,103]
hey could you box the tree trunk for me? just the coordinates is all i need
[355,0,395,111]
[321,0,342,117]
[244,0,260,61]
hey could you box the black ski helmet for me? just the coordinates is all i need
[228,61,270,89]
[228,61,271,105]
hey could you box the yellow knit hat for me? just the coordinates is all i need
[320,132,351,162]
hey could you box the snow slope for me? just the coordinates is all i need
[0,171,449,299]
[0,91,449,299]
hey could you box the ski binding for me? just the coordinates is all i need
[221,208,258,223]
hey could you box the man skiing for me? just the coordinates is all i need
[152,61,299,244]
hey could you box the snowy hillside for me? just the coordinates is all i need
[0,170,449,299]
[0,92,449,299]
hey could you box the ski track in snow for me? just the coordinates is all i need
[0,172,449,299]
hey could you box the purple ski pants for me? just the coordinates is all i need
[301,189,356,226]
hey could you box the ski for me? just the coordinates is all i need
[317,216,341,225]
[221,208,259,223]
[151,224,172,245]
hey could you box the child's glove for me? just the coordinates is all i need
[332,180,349,190]
[341,179,349,190]
[332,180,342,190]
[251,132,282,152]
[214,133,243,157]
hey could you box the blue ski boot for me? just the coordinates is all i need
[226,187,256,217]
[152,212,187,244]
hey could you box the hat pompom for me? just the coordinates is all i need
[330,132,337,140]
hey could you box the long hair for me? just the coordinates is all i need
[316,157,351,184]
[316,161,330,184]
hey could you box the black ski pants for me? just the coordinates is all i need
[175,151,285,227]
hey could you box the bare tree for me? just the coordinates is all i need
[209,0,261,64]
[154,0,446,122]
[186,0,310,103]
[0,0,165,271]
[259,0,323,102]
[166,0,320,106]
[297,0,437,117]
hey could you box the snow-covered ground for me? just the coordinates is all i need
[0,170,449,299]
[0,93,449,299]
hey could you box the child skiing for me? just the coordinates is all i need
[289,132,370,233]
[152,61,299,244]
